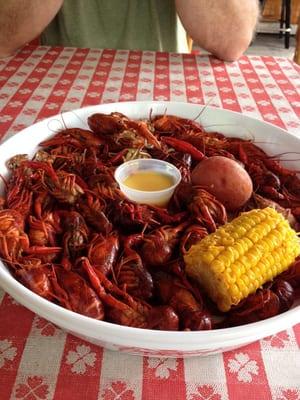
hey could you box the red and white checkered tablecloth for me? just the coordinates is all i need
[0,45,300,400]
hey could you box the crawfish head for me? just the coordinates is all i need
[154,272,211,330]
[28,215,58,247]
[88,233,119,276]
[61,128,103,147]
[147,305,179,331]
[170,182,193,211]
[27,161,85,204]
[15,259,54,300]
[188,187,227,232]
[252,166,281,191]
[152,114,203,135]
[60,211,89,263]
[6,166,33,218]
[52,265,104,320]
[47,170,84,204]
[140,234,173,267]
[114,248,154,300]
[282,174,300,196]
[0,209,29,262]
[88,173,121,201]
[140,223,188,267]
[88,112,125,135]
[227,289,281,326]
[277,257,300,288]
[180,224,208,253]
[79,257,151,328]
[170,152,192,183]
[110,200,159,232]
[106,302,150,329]
[6,154,29,170]
[271,279,294,312]
[252,193,298,229]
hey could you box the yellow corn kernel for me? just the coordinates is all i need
[184,207,300,312]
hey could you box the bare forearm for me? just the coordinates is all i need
[176,0,259,61]
[0,0,63,58]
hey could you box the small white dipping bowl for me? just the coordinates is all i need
[114,158,182,207]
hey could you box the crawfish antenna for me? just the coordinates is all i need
[149,107,153,122]
[46,117,65,133]
[0,173,8,190]
[193,97,214,123]
[60,111,67,129]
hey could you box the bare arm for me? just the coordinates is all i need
[0,0,63,58]
[175,0,259,61]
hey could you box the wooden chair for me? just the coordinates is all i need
[187,35,193,53]
[294,15,300,64]
[261,0,300,49]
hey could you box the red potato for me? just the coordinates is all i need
[191,156,253,210]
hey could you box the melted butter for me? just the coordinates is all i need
[123,170,174,191]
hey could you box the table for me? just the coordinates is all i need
[0,45,300,400]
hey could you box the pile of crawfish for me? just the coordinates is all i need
[1,111,300,331]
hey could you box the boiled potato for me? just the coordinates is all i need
[191,156,253,210]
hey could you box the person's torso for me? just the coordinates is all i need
[41,0,188,52]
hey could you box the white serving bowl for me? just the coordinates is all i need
[0,101,299,358]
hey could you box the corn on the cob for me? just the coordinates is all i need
[184,207,300,312]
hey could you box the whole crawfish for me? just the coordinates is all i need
[88,112,161,149]
[15,258,55,300]
[59,211,89,269]
[270,280,294,312]
[52,264,105,320]
[88,172,123,202]
[154,272,212,330]
[109,200,159,232]
[5,160,33,218]
[0,209,29,262]
[40,128,103,150]
[180,224,208,253]
[226,289,281,326]
[139,222,189,267]
[26,161,85,204]
[114,234,153,300]
[147,305,179,330]
[28,213,61,247]
[88,232,119,276]
[78,194,112,234]
[174,183,227,232]
[152,114,204,135]
[277,257,300,289]
[80,257,151,328]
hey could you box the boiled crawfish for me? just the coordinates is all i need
[154,272,212,330]
[0,209,29,262]
[226,289,281,326]
[2,110,300,332]
[52,264,105,320]
[139,222,189,267]
[88,232,119,276]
